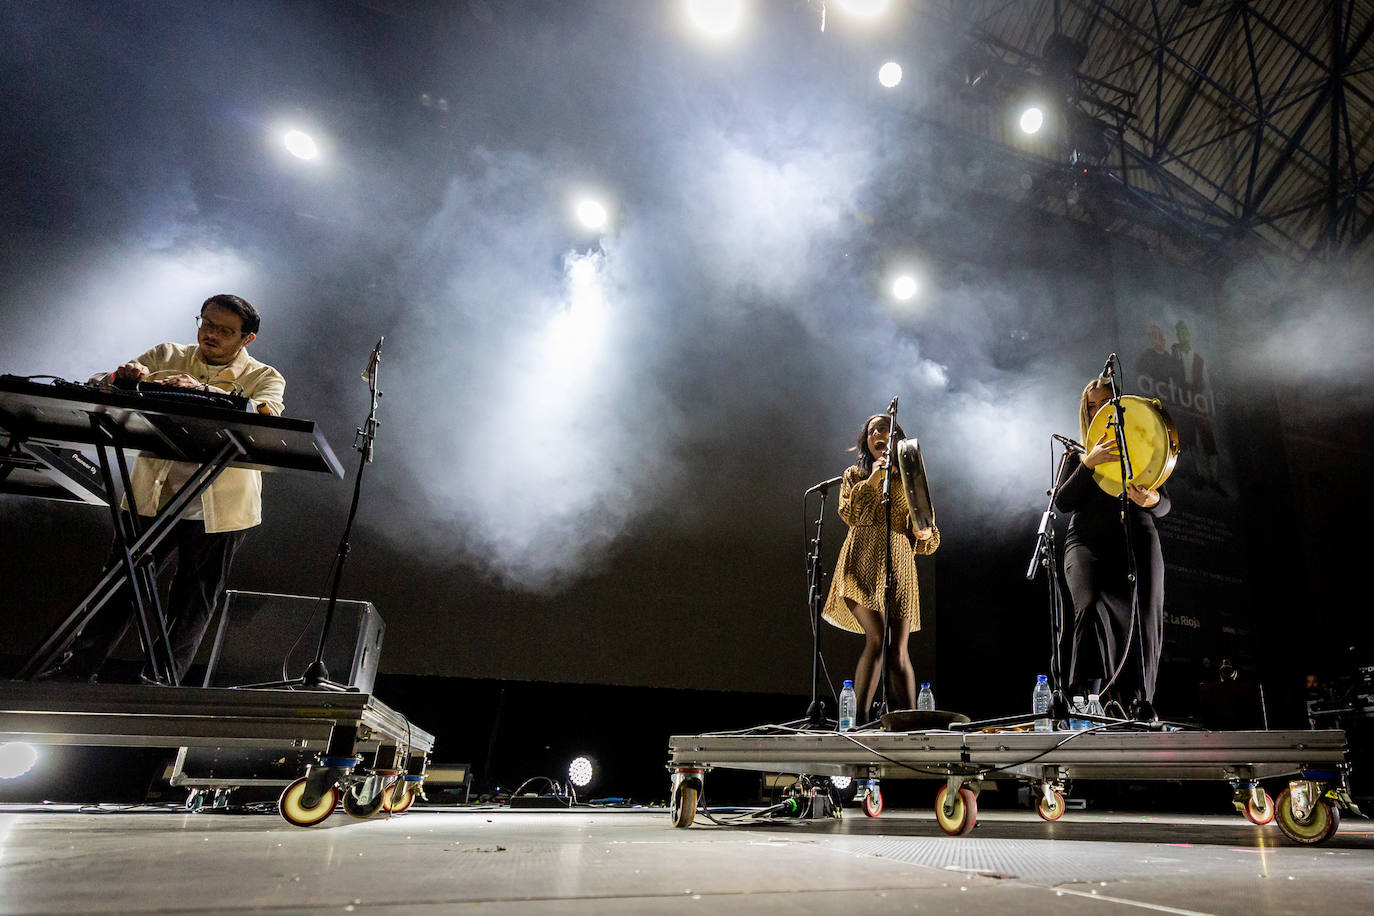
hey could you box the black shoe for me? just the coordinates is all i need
[1130,698,1158,723]
[33,666,96,684]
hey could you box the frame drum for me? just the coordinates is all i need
[1086,395,1181,496]
[895,438,936,532]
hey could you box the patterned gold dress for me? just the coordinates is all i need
[822,463,940,633]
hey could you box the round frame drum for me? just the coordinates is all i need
[896,438,936,532]
[1086,395,1180,496]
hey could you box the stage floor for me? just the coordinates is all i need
[1,806,1371,914]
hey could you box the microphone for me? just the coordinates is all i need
[361,337,384,384]
[1052,433,1085,454]
[888,395,899,414]
[806,475,844,494]
[1102,353,1117,378]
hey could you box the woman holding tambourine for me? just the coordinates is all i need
[1055,377,1172,722]
[822,412,940,718]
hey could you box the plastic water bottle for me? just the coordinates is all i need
[838,680,857,732]
[1033,675,1052,731]
[1087,693,1106,720]
[917,682,935,711]
[1070,695,1088,730]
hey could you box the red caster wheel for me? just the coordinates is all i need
[1243,791,1275,826]
[934,785,977,836]
[1036,788,1065,822]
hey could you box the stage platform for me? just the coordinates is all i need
[0,682,434,825]
[0,806,1371,913]
[667,724,1358,844]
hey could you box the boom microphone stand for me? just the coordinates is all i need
[1026,442,1077,727]
[246,338,383,692]
[1099,353,1150,708]
[803,474,843,727]
[876,396,900,719]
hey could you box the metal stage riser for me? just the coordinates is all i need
[0,684,434,756]
[668,730,1349,783]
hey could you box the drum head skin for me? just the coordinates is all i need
[896,438,936,532]
[1086,395,1180,495]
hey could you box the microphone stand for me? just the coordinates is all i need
[957,429,1131,733]
[246,338,383,692]
[876,397,899,719]
[1026,443,1076,728]
[1101,355,1149,709]
[803,476,841,727]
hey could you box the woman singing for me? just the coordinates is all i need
[822,413,940,718]
[1056,378,1171,722]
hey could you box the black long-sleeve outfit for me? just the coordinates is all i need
[1055,453,1171,704]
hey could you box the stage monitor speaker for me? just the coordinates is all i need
[203,590,385,692]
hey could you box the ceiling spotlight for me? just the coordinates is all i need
[575,198,609,231]
[1019,106,1045,134]
[283,129,319,160]
[568,756,596,789]
[892,274,918,301]
[878,62,903,88]
[685,0,743,37]
[0,743,38,779]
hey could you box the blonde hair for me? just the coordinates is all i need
[1078,377,1111,441]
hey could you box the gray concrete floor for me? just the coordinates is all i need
[1,805,1371,914]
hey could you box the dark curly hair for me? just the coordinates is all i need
[852,413,907,476]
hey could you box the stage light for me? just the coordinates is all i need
[568,756,596,789]
[892,274,918,301]
[0,743,37,779]
[830,775,852,790]
[1019,106,1045,134]
[878,62,902,88]
[685,0,743,37]
[283,129,319,160]
[834,0,889,17]
[575,198,608,232]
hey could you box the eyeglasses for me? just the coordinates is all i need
[195,315,247,337]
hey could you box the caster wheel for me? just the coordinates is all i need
[672,785,698,828]
[862,788,883,817]
[934,785,978,837]
[1036,788,1065,822]
[1243,791,1276,826]
[388,785,417,814]
[378,779,401,812]
[279,777,340,827]
[1275,786,1340,845]
[342,783,386,819]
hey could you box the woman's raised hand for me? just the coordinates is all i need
[1082,432,1120,469]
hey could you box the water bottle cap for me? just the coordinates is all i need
[1037,674,1048,682]
[921,682,930,689]
[843,679,853,687]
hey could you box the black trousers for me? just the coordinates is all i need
[67,519,248,683]
[1063,533,1165,705]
